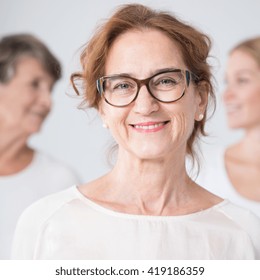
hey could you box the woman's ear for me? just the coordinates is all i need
[195,81,208,120]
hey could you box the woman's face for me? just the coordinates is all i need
[0,56,54,136]
[100,29,206,160]
[223,49,260,130]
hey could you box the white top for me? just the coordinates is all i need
[196,147,260,218]
[0,152,81,259]
[12,185,260,260]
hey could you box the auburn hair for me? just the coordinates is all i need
[71,4,216,162]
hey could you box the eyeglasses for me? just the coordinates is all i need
[96,68,198,107]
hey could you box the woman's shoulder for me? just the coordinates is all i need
[216,201,260,257]
[12,186,80,259]
[33,151,82,185]
[34,151,75,172]
[17,186,79,222]
[219,201,260,230]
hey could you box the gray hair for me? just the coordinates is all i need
[0,33,61,83]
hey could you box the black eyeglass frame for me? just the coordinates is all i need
[96,68,198,107]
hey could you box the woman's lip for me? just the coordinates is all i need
[29,111,48,118]
[129,121,170,133]
[130,121,169,126]
[225,104,242,113]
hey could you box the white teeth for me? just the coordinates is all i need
[134,123,163,129]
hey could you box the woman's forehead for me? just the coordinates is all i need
[104,29,185,77]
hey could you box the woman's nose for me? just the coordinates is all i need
[132,85,159,115]
[38,87,52,109]
[223,85,235,103]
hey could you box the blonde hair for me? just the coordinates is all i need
[231,36,260,67]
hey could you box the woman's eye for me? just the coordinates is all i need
[114,83,130,90]
[155,78,177,88]
[30,80,40,89]
[237,78,249,84]
[160,78,176,85]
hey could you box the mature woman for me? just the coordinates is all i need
[197,37,260,217]
[0,34,80,259]
[12,5,260,259]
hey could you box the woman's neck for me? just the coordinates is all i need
[101,149,195,215]
[0,134,33,175]
[232,128,260,164]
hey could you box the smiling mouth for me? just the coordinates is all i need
[225,104,241,114]
[130,121,170,132]
[30,111,48,118]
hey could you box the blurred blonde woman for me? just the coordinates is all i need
[197,37,260,217]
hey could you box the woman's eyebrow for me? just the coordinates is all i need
[106,67,181,78]
[152,67,180,75]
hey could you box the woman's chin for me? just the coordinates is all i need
[227,120,245,130]
[131,148,168,161]
[24,124,43,136]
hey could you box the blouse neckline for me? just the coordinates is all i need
[73,185,228,221]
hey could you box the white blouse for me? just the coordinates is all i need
[0,152,80,259]
[196,147,260,218]
[12,186,260,260]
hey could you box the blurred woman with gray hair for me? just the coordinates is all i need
[0,34,80,259]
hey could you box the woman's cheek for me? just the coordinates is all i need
[170,113,194,144]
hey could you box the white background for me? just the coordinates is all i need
[1,0,260,182]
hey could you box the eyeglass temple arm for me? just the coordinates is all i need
[96,78,103,95]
